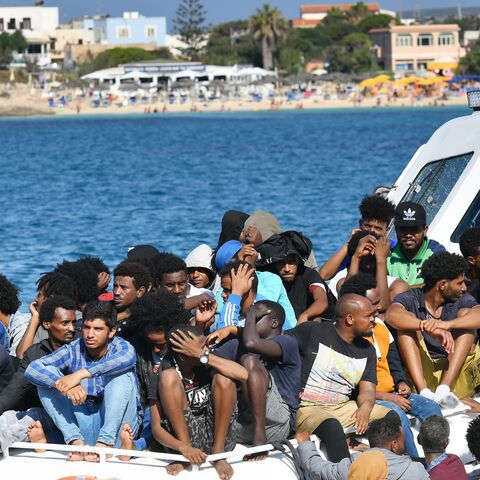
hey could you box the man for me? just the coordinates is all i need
[0,273,21,352]
[14,271,78,359]
[340,273,441,458]
[0,296,76,451]
[387,201,445,285]
[296,416,429,480]
[148,324,248,480]
[208,301,300,451]
[320,194,396,280]
[113,260,151,339]
[185,244,216,290]
[288,294,392,460]
[386,252,480,403]
[459,227,480,301]
[25,300,140,461]
[418,416,467,479]
[257,231,336,323]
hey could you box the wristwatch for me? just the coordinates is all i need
[199,348,211,365]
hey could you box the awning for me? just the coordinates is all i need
[427,61,458,71]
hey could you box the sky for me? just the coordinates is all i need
[2,0,479,28]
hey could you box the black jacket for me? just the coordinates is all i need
[0,339,54,415]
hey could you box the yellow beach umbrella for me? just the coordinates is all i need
[373,74,391,82]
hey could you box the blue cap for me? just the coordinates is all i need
[215,240,243,270]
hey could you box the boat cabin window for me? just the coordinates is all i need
[451,190,480,243]
[400,152,473,224]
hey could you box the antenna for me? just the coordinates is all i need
[399,0,403,21]
[412,0,421,20]
[457,4,463,20]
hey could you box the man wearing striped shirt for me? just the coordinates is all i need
[25,300,140,461]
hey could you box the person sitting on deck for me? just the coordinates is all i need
[256,231,336,323]
[386,252,480,405]
[418,415,468,480]
[207,300,300,453]
[295,416,429,480]
[387,201,445,286]
[147,324,247,480]
[459,227,480,302]
[339,273,442,459]
[113,261,151,340]
[0,273,21,353]
[319,194,396,281]
[24,300,140,462]
[288,293,394,462]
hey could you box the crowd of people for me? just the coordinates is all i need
[1,198,480,480]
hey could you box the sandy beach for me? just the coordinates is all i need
[0,83,469,117]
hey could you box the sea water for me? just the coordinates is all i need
[0,106,469,307]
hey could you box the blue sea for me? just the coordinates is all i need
[0,106,470,308]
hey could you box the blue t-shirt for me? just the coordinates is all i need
[0,323,9,353]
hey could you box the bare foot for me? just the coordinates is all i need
[27,421,47,452]
[243,437,269,462]
[213,459,234,480]
[68,439,86,461]
[85,441,113,462]
[166,461,189,476]
[118,424,135,461]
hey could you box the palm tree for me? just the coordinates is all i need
[249,3,288,70]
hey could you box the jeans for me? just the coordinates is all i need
[39,371,139,447]
[377,393,442,458]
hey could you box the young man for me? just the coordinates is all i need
[386,252,480,403]
[418,416,467,479]
[148,324,247,480]
[25,300,140,461]
[113,260,151,339]
[459,227,480,302]
[185,244,216,290]
[0,296,76,451]
[319,194,396,280]
[257,231,336,323]
[295,416,429,480]
[387,201,445,285]
[289,294,392,460]
[209,300,301,451]
[0,273,21,352]
[340,273,441,458]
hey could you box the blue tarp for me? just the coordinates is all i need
[448,74,480,83]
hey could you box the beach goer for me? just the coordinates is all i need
[0,273,21,352]
[459,227,480,302]
[288,294,393,460]
[185,244,216,290]
[387,202,445,285]
[25,300,140,461]
[295,416,429,480]
[208,301,300,452]
[319,195,395,281]
[148,324,247,480]
[0,297,76,451]
[418,416,468,479]
[339,273,441,458]
[257,231,336,322]
[386,252,480,402]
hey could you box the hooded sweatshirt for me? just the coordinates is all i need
[297,442,429,480]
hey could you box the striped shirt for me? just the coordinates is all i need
[25,336,135,397]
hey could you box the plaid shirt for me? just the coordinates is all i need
[25,336,135,398]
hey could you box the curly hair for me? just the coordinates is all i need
[130,291,189,334]
[219,260,258,293]
[418,416,449,453]
[81,256,110,275]
[339,273,377,298]
[467,415,480,461]
[37,272,78,302]
[367,415,402,448]
[0,273,21,315]
[167,323,203,352]
[113,261,152,290]
[82,300,117,329]
[459,227,480,259]
[359,195,395,224]
[55,259,99,305]
[39,296,76,324]
[152,253,187,285]
[347,230,380,257]
[421,252,468,291]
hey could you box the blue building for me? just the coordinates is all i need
[87,11,166,47]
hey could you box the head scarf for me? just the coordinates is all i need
[244,211,281,243]
[215,240,243,271]
[216,210,249,249]
[348,450,388,480]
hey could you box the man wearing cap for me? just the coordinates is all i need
[387,202,445,286]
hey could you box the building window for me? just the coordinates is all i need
[7,18,16,30]
[439,33,454,46]
[395,60,414,71]
[21,17,31,29]
[417,60,433,70]
[145,26,157,39]
[116,26,131,39]
[417,34,433,46]
[396,35,412,47]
